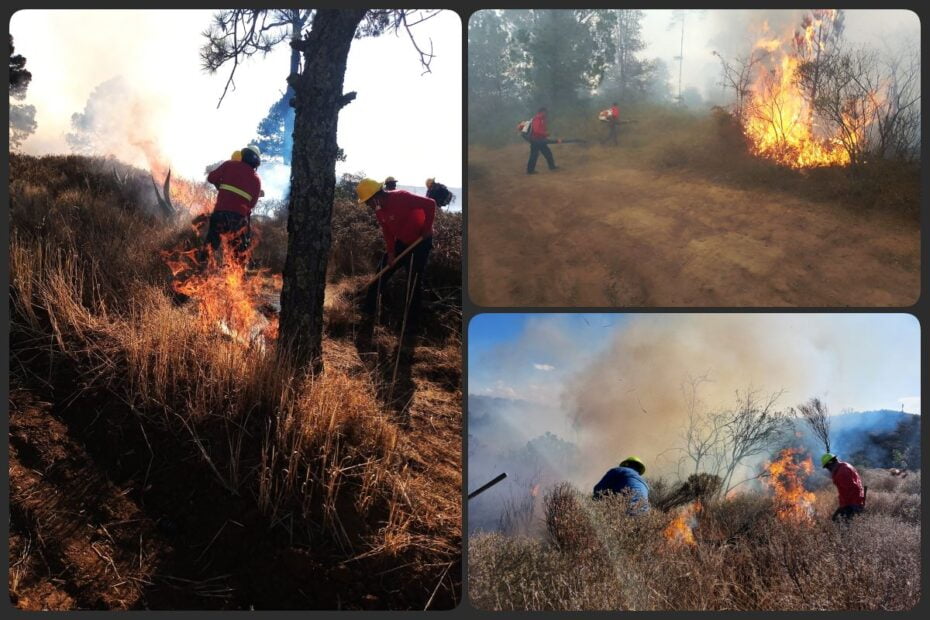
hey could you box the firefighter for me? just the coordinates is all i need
[356,178,435,336]
[603,101,621,146]
[822,453,866,521]
[524,106,558,174]
[203,145,263,264]
[593,456,650,512]
[384,175,398,191]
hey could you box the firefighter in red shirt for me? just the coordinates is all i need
[203,145,263,264]
[604,102,621,146]
[524,106,558,174]
[356,178,436,335]
[821,453,866,521]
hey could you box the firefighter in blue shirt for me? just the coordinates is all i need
[593,456,650,513]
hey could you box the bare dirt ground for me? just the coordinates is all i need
[468,143,920,307]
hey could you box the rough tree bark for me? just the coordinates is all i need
[279,9,367,371]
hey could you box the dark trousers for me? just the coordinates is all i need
[203,211,250,264]
[524,135,556,173]
[363,237,432,331]
[832,505,864,522]
[604,121,619,145]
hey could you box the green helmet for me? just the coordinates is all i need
[620,456,646,475]
[821,453,837,468]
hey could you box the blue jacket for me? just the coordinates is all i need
[593,466,650,511]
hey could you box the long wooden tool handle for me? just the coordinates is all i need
[364,236,425,289]
[468,472,508,500]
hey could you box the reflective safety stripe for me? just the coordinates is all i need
[218,183,253,202]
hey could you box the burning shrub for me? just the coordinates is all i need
[9,153,462,608]
[470,475,920,611]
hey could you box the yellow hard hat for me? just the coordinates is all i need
[356,178,383,204]
[231,150,242,161]
[620,456,646,475]
[425,177,435,188]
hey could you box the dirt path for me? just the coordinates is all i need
[468,144,920,307]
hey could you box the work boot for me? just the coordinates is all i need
[526,170,538,175]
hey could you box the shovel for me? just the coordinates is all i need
[468,472,508,500]
[363,236,425,289]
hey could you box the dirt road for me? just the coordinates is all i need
[468,144,920,307]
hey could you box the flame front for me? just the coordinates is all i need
[160,175,280,348]
[764,448,816,523]
[664,501,701,547]
[742,10,860,168]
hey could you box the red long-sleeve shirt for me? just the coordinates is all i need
[831,461,865,508]
[375,190,436,252]
[530,111,549,140]
[610,105,620,119]
[206,160,262,218]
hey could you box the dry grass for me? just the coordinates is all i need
[472,104,919,218]
[469,480,920,611]
[8,153,461,607]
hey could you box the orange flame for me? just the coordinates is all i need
[664,500,702,547]
[159,174,280,348]
[742,10,862,168]
[763,448,816,523]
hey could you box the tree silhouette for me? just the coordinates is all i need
[9,35,36,149]
[202,9,438,370]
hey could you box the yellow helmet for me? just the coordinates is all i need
[356,178,383,204]
[425,177,435,188]
[231,150,242,161]
[620,456,646,475]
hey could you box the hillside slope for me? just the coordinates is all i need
[7,154,462,609]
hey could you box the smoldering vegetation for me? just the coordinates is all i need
[467,313,920,610]
[469,474,920,610]
[8,153,462,609]
[469,9,919,216]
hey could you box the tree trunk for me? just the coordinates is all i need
[279,9,366,372]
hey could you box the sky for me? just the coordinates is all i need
[9,9,462,196]
[469,313,921,416]
[638,9,920,101]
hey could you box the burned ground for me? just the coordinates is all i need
[7,154,462,610]
[468,111,919,307]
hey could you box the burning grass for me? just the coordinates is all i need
[469,474,920,611]
[8,153,461,609]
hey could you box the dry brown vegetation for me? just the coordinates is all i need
[468,105,919,307]
[469,471,920,611]
[7,153,462,609]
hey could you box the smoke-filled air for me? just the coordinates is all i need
[10,9,462,199]
[468,313,920,611]
[468,9,920,308]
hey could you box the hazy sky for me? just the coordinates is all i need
[469,313,921,416]
[639,9,920,100]
[10,9,462,193]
